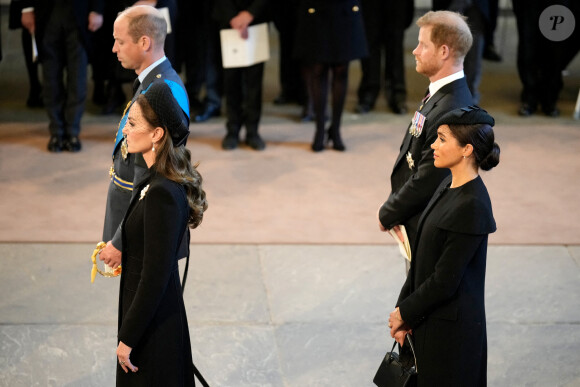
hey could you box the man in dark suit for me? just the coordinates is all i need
[8,0,43,107]
[99,5,189,269]
[178,0,224,123]
[19,0,104,152]
[213,0,271,151]
[377,10,474,269]
[356,0,414,115]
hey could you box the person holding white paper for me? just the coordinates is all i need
[213,0,271,151]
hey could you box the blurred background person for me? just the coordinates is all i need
[356,0,414,115]
[294,0,368,152]
[213,0,271,151]
[20,0,104,153]
[8,0,43,108]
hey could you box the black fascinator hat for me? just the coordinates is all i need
[140,79,190,146]
[436,105,495,127]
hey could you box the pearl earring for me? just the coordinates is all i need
[152,143,155,152]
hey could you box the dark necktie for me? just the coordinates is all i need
[419,89,430,110]
[132,78,141,95]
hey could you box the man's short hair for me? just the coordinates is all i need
[417,11,473,61]
[119,6,167,49]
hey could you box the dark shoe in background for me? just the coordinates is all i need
[355,102,372,114]
[389,101,408,115]
[63,136,82,152]
[300,104,314,122]
[245,134,266,150]
[518,103,537,117]
[483,44,502,62]
[327,126,345,152]
[194,105,221,123]
[47,135,63,153]
[542,104,560,117]
[222,133,239,150]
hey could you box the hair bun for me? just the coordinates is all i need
[479,142,500,171]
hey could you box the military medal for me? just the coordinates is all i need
[121,137,128,160]
[406,152,415,170]
[409,111,426,138]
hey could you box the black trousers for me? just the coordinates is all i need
[41,3,88,138]
[357,0,408,107]
[223,63,265,134]
[512,0,566,108]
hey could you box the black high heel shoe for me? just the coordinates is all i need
[311,128,325,152]
[327,127,345,151]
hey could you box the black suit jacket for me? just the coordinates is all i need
[212,0,271,28]
[397,175,496,386]
[17,0,104,50]
[379,77,473,248]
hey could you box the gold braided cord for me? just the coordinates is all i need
[90,242,122,283]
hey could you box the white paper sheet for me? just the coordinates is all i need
[158,7,172,34]
[388,225,412,262]
[32,34,38,63]
[220,23,270,69]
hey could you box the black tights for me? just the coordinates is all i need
[306,62,349,135]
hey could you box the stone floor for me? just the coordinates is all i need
[1,244,580,386]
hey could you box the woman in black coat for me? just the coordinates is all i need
[388,106,500,386]
[294,0,368,152]
[116,80,208,386]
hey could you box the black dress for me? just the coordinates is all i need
[396,175,496,386]
[294,0,368,64]
[117,169,195,386]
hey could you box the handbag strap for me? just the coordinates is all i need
[404,333,418,373]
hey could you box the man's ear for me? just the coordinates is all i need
[140,35,153,51]
[439,44,450,60]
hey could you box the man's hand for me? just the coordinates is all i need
[230,11,254,39]
[377,204,388,232]
[88,12,103,32]
[21,10,35,35]
[391,225,405,243]
[99,241,122,269]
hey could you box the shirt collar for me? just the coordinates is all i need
[428,70,465,100]
[137,56,168,83]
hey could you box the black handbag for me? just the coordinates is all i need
[373,333,418,387]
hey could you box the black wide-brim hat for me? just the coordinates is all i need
[436,105,495,127]
[141,79,190,146]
